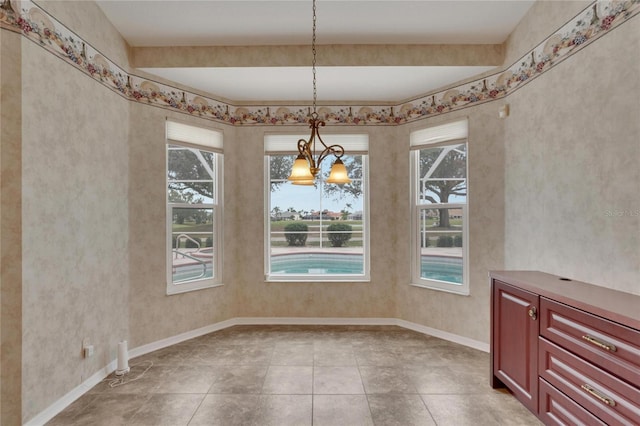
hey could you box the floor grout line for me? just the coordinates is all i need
[48,326,540,426]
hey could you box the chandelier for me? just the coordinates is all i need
[287,0,351,186]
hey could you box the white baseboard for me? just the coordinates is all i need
[128,317,398,360]
[24,359,117,426]
[128,318,237,359]
[233,317,489,352]
[233,317,397,326]
[395,319,489,352]
[27,316,487,425]
[234,317,489,352]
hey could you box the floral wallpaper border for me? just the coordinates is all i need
[1,0,638,126]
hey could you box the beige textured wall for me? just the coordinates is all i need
[503,16,640,294]
[19,1,133,422]
[395,105,506,343]
[128,104,235,347]
[1,28,23,426]
[21,36,130,421]
[231,126,399,318]
[131,44,504,68]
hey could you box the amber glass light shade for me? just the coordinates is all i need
[291,178,315,186]
[288,155,314,183]
[326,158,352,184]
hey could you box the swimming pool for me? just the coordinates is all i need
[420,256,463,284]
[270,253,462,283]
[271,253,365,274]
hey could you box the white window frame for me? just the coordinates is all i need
[410,119,469,295]
[166,121,224,295]
[264,134,370,282]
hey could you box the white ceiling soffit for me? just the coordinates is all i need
[98,1,534,102]
[97,1,535,47]
[140,66,496,102]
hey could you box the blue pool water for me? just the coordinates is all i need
[271,253,364,274]
[270,253,462,283]
[420,256,463,284]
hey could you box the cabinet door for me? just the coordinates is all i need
[491,279,539,414]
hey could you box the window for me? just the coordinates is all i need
[166,121,223,294]
[265,134,369,282]
[410,119,469,294]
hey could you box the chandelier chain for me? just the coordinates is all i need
[287,0,350,185]
[312,0,317,115]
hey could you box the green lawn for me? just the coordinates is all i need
[172,222,213,233]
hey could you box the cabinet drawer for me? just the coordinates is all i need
[539,338,640,426]
[540,297,640,386]
[539,378,606,426]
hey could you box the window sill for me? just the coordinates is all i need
[266,275,370,283]
[166,281,224,295]
[410,281,470,296]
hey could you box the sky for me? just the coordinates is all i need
[270,182,363,214]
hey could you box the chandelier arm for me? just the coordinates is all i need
[297,137,317,171]
[312,119,344,160]
[312,118,328,149]
[315,144,346,167]
[297,138,309,156]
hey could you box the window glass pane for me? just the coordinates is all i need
[171,207,213,231]
[269,154,295,183]
[171,207,214,284]
[267,153,366,279]
[418,144,466,205]
[321,155,364,205]
[419,179,467,204]
[271,180,322,216]
[168,146,215,204]
[168,146,215,181]
[168,183,214,204]
[418,208,463,284]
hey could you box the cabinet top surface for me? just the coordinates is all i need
[489,270,640,330]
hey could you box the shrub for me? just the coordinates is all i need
[421,234,430,248]
[327,223,353,247]
[205,237,213,247]
[453,235,463,247]
[436,235,454,247]
[284,222,308,246]
[186,237,200,248]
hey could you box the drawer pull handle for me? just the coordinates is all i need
[528,306,537,320]
[581,335,617,352]
[581,384,616,407]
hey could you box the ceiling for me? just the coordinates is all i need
[97,0,535,103]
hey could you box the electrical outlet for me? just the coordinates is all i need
[83,345,94,358]
[82,339,94,358]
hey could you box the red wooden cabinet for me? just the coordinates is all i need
[491,279,540,414]
[490,271,640,425]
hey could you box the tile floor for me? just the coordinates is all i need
[48,325,541,425]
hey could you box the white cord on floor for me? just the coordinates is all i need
[108,360,154,388]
